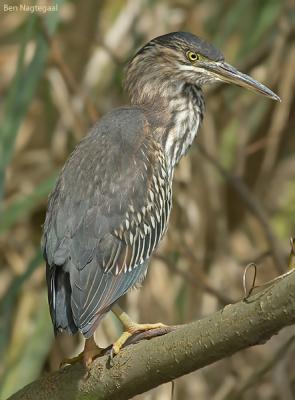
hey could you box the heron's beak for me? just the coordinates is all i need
[204,61,280,101]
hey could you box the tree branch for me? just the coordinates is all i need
[8,271,295,400]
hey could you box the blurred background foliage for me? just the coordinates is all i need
[0,0,295,399]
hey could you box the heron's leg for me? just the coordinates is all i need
[111,304,167,355]
[61,336,103,368]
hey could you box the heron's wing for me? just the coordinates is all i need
[42,107,172,336]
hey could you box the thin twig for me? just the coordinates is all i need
[288,237,295,270]
[243,263,257,299]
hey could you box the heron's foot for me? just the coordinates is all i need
[60,337,103,368]
[111,321,167,357]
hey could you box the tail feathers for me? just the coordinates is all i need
[47,259,148,338]
[49,268,78,335]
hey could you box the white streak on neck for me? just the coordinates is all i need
[163,84,204,173]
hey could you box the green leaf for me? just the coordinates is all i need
[0,291,53,400]
[0,252,44,362]
[175,281,188,324]
[219,118,240,169]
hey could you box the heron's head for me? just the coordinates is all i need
[125,32,280,104]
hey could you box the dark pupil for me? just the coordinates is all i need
[190,53,197,60]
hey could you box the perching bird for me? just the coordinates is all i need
[42,32,280,365]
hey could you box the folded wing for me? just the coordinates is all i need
[42,107,172,337]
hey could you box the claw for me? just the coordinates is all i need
[60,353,84,368]
[108,348,115,367]
[111,321,167,358]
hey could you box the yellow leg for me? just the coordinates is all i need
[111,304,166,355]
[61,336,103,368]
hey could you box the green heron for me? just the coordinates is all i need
[42,32,279,365]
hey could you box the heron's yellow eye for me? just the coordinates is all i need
[186,51,199,62]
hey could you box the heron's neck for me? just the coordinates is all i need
[161,83,204,172]
[130,82,204,173]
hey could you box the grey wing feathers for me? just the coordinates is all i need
[42,107,172,337]
[70,258,148,337]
